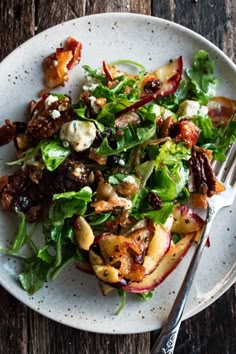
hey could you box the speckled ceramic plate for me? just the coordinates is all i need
[0,13,235,334]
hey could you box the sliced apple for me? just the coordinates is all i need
[88,223,171,285]
[171,205,205,234]
[141,56,183,97]
[142,224,171,275]
[124,233,195,293]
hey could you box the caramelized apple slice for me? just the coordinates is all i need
[171,205,205,234]
[124,233,195,293]
[141,56,183,97]
[142,224,171,275]
[89,222,171,285]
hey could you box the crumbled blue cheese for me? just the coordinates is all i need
[123,175,136,184]
[83,83,99,92]
[50,109,61,119]
[45,95,58,109]
[60,120,96,152]
[89,96,100,113]
[177,100,208,117]
[82,74,99,92]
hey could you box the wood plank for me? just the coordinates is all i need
[0,287,28,354]
[0,0,35,60]
[0,1,34,352]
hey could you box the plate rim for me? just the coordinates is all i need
[0,12,235,334]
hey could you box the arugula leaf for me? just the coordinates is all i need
[110,59,146,77]
[7,142,42,166]
[143,202,175,224]
[137,291,154,301]
[12,212,27,252]
[41,139,71,171]
[191,115,216,145]
[82,65,107,84]
[88,212,112,226]
[96,119,156,156]
[53,187,93,202]
[37,244,55,264]
[186,50,220,104]
[50,255,75,280]
[115,289,127,315]
[19,258,52,294]
[73,108,104,131]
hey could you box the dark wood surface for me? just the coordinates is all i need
[0,1,235,353]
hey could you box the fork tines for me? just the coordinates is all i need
[213,143,236,186]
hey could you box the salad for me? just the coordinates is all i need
[0,38,235,313]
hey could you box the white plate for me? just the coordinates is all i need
[0,13,235,334]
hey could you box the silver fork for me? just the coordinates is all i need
[151,143,236,354]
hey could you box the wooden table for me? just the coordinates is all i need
[0,1,235,353]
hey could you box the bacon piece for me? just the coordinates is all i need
[64,37,82,69]
[43,37,83,89]
[207,96,236,127]
[173,120,200,148]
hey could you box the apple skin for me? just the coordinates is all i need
[171,205,205,234]
[142,224,171,275]
[123,233,195,293]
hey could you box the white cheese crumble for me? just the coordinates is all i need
[89,96,100,113]
[83,83,99,92]
[45,95,58,109]
[123,175,136,184]
[118,159,125,166]
[50,109,61,119]
[177,100,208,117]
[60,120,96,152]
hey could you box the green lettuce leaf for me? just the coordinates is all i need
[41,139,71,171]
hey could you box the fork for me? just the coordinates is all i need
[151,142,236,354]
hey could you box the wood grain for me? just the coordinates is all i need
[0,1,235,354]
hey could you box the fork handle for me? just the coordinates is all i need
[150,206,215,354]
